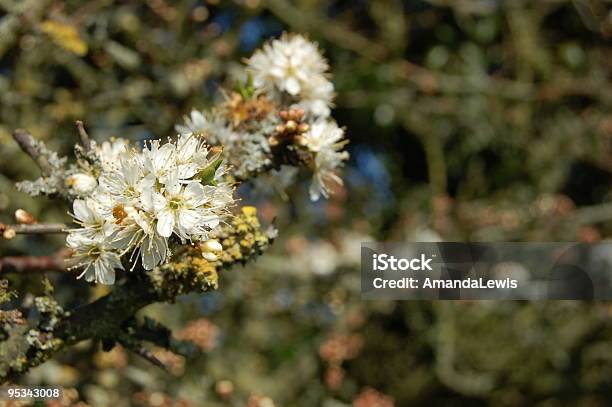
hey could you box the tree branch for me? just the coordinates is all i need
[0,249,72,274]
[75,120,92,153]
[126,317,200,358]
[0,223,68,236]
[12,129,54,175]
[116,333,170,373]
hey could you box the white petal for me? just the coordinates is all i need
[139,189,154,212]
[178,209,200,230]
[141,234,168,270]
[157,210,175,237]
[73,200,91,222]
[164,168,181,195]
[152,192,167,213]
[285,77,301,95]
[154,143,176,172]
[184,183,206,206]
[201,216,220,229]
[95,258,116,285]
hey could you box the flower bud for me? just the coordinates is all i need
[3,228,16,240]
[15,209,35,224]
[66,173,97,194]
[285,120,297,132]
[290,108,305,121]
[210,146,223,156]
[202,252,218,262]
[204,239,223,252]
[268,136,279,147]
[294,135,308,146]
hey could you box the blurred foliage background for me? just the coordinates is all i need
[0,0,611,405]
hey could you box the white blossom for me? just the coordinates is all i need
[301,120,349,201]
[67,233,123,285]
[175,110,209,136]
[246,33,334,117]
[153,170,220,240]
[97,138,129,171]
[66,133,235,281]
[70,198,114,241]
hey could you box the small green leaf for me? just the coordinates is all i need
[235,74,256,100]
[200,156,224,185]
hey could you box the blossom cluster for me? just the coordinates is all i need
[66,135,233,284]
[176,33,349,201]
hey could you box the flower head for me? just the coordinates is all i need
[67,134,235,280]
[246,34,334,117]
[300,120,349,201]
[175,110,209,136]
[67,233,123,285]
[97,138,129,171]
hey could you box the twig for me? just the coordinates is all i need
[75,120,92,153]
[127,317,200,358]
[117,333,170,372]
[0,249,72,274]
[12,129,53,175]
[0,223,68,235]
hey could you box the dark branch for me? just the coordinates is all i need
[116,333,170,373]
[127,317,200,358]
[56,280,154,346]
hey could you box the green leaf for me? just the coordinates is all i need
[200,156,224,186]
[235,73,256,100]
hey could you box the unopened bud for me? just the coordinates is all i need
[275,124,285,133]
[297,123,309,133]
[293,108,305,120]
[285,120,297,132]
[202,252,218,262]
[66,173,97,194]
[204,239,223,252]
[3,228,16,240]
[268,136,279,147]
[294,135,308,146]
[15,209,35,224]
[279,110,289,120]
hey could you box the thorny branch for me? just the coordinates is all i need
[116,332,171,373]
